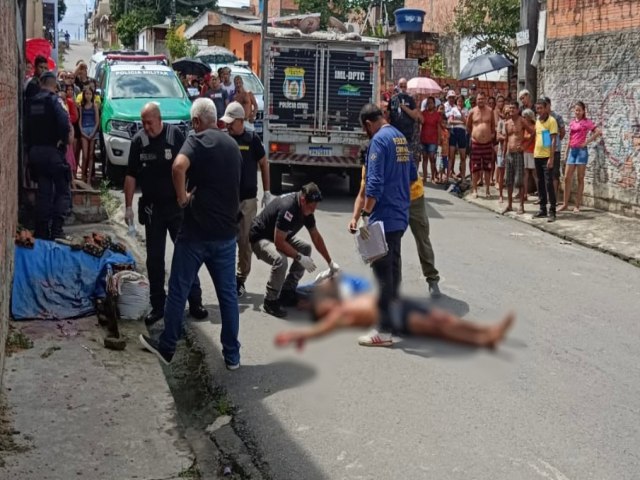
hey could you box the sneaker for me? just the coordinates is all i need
[357,329,393,347]
[189,304,209,320]
[139,334,173,365]
[533,210,548,219]
[262,299,287,318]
[547,213,556,223]
[226,361,240,371]
[236,280,246,298]
[278,289,298,307]
[428,280,441,298]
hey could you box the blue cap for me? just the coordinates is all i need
[40,71,56,81]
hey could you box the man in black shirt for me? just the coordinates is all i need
[140,98,243,370]
[124,103,207,326]
[250,183,339,318]
[387,78,420,142]
[24,55,49,100]
[221,101,272,297]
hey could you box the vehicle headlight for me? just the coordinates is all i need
[108,120,137,139]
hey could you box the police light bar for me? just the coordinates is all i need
[106,54,168,65]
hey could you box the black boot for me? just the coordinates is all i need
[144,308,164,326]
[262,299,287,318]
[189,304,209,320]
[278,289,298,307]
[34,222,50,240]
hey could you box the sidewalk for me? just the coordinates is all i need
[0,223,200,479]
[463,186,640,267]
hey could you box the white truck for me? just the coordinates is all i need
[264,33,384,195]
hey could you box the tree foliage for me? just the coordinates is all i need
[111,0,216,23]
[116,8,158,48]
[58,0,66,22]
[451,0,519,61]
[295,0,403,31]
[421,53,447,78]
[165,28,199,60]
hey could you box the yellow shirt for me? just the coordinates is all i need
[361,166,424,201]
[76,92,101,108]
[534,116,558,159]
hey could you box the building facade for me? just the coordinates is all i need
[542,0,640,216]
[0,0,20,387]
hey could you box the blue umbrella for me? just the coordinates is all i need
[459,53,513,80]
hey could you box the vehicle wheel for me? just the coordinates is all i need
[270,163,283,195]
[348,168,362,196]
[105,159,125,188]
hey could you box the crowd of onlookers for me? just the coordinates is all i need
[25,55,101,185]
[382,80,602,220]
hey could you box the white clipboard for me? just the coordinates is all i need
[355,221,388,264]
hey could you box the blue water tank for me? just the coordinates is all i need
[394,8,426,33]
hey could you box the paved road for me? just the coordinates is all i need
[62,41,94,72]
[157,174,640,480]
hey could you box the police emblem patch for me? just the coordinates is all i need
[165,149,172,160]
[369,152,377,161]
[284,211,293,221]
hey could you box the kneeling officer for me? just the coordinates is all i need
[26,71,72,239]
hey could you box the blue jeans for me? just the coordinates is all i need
[159,236,240,365]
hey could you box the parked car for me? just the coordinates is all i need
[98,55,192,183]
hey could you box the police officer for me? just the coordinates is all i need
[220,101,272,298]
[124,102,208,326]
[249,182,339,318]
[26,71,72,240]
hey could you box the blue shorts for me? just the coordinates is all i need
[449,128,467,149]
[422,143,437,154]
[567,147,588,165]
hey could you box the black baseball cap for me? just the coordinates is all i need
[301,182,323,203]
[40,72,56,81]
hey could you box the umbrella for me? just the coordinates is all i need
[172,57,211,76]
[459,53,513,80]
[407,77,442,95]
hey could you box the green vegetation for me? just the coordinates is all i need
[421,53,448,78]
[295,0,404,31]
[99,180,121,218]
[451,0,519,61]
[5,327,33,356]
[166,28,199,61]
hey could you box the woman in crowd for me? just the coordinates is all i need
[437,104,450,184]
[447,95,468,180]
[79,86,100,184]
[420,96,441,183]
[64,83,80,169]
[74,61,89,89]
[558,102,602,213]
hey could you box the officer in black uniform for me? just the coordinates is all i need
[124,102,208,326]
[249,182,339,318]
[220,101,272,298]
[26,71,72,239]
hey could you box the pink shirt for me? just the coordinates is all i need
[569,118,596,148]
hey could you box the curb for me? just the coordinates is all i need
[462,194,640,268]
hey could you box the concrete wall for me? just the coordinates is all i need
[0,0,20,387]
[543,0,640,217]
[404,0,458,34]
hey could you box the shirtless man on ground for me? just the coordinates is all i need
[467,92,496,198]
[274,278,514,351]
[502,100,536,214]
[233,75,259,129]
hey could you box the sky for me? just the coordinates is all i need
[59,0,92,40]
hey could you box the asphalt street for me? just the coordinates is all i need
[154,173,640,480]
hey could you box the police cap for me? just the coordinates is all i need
[40,71,56,81]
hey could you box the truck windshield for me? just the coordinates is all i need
[109,70,185,99]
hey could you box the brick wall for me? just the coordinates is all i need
[543,1,640,216]
[0,0,19,387]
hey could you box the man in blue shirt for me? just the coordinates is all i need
[349,103,414,347]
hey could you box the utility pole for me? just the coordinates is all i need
[171,0,176,27]
[261,0,269,118]
[518,0,539,98]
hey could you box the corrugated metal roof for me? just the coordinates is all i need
[227,23,386,44]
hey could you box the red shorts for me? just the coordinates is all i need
[470,141,494,173]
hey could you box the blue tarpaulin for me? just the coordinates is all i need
[12,239,135,320]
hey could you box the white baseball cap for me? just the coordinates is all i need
[446,89,456,98]
[220,101,245,124]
